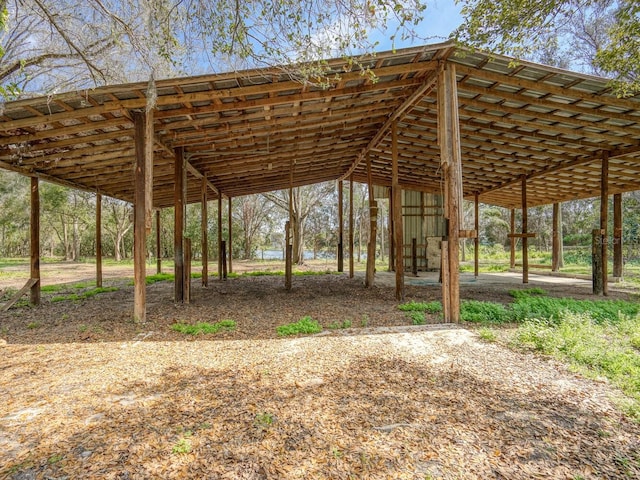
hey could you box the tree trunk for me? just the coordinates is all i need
[72,216,80,261]
[291,217,304,264]
[62,215,71,260]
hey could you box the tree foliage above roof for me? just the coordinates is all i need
[454,0,640,95]
[0,0,427,96]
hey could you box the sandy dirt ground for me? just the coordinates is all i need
[1,262,639,479]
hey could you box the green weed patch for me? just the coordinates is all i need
[50,286,119,303]
[460,300,511,324]
[398,301,442,313]
[276,316,322,336]
[170,319,236,335]
[513,311,640,420]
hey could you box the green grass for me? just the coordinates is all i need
[170,319,236,335]
[460,300,511,324]
[510,297,640,324]
[40,284,64,293]
[398,300,442,313]
[240,270,284,277]
[328,319,352,329]
[276,316,322,336]
[512,311,640,420]
[254,412,275,429]
[508,287,547,300]
[50,286,119,303]
[408,311,426,325]
[478,327,497,342]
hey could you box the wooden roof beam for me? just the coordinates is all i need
[339,69,440,180]
[478,144,640,199]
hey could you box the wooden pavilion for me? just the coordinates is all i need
[1,41,639,322]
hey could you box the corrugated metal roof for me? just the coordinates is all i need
[0,41,638,209]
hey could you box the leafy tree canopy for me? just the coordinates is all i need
[454,0,639,95]
[0,0,427,96]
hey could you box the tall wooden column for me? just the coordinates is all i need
[509,208,516,269]
[389,190,395,272]
[217,195,223,281]
[201,178,208,287]
[438,62,462,322]
[365,154,377,287]
[228,197,233,274]
[337,180,344,272]
[613,193,623,278]
[174,146,186,303]
[474,193,479,277]
[133,109,153,321]
[96,193,102,288]
[30,177,40,305]
[391,121,404,300]
[156,209,162,274]
[521,176,529,284]
[600,152,609,295]
[552,203,561,272]
[348,177,354,278]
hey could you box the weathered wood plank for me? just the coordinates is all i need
[2,278,38,311]
[613,193,623,278]
[96,193,102,288]
[201,178,208,287]
[174,146,186,303]
[30,177,40,306]
[601,152,609,295]
[392,121,404,301]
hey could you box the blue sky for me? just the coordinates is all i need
[370,0,464,51]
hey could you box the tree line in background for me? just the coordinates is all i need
[1,170,639,266]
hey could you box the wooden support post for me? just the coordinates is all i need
[201,178,208,287]
[509,208,516,269]
[613,193,623,278]
[389,190,395,272]
[228,197,233,274]
[133,109,153,321]
[438,62,462,322]
[174,146,186,304]
[30,177,40,305]
[474,193,479,277]
[337,180,344,272]
[521,176,529,284]
[285,221,292,290]
[601,152,609,295]
[184,238,191,303]
[156,209,162,274]
[592,229,603,295]
[411,238,418,276]
[349,177,354,278]
[365,201,378,287]
[221,240,227,280]
[552,203,560,272]
[217,194,223,281]
[392,121,404,300]
[96,193,102,288]
[365,154,377,287]
[441,240,449,321]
